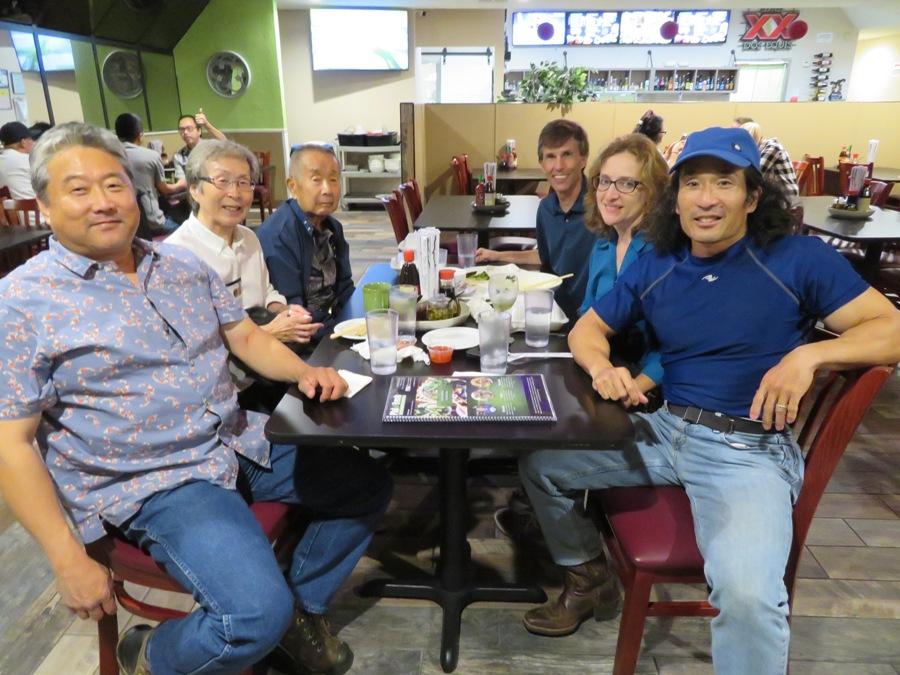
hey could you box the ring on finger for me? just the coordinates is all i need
[775,404,789,410]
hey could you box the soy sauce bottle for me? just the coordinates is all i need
[398,249,420,296]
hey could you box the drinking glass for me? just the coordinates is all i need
[389,284,418,348]
[479,310,511,375]
[456,233,478,269]
[362,282,390,312]
[365,309,399,375]
[524,289,554,348]
[488,273,519,312]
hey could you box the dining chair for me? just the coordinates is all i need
[489,236,538,252]
[838,162,874,195]
[870,181,893,208]
[0,186,10,226]
[792,161,810,195]
[4,198,43,228]
[251,150,274,222]
[397,179,423,222]
[592,361,895,675]
[381,190,410,244]
[802,155,825,196]
[451,155,471,195]
[86,501,304,675]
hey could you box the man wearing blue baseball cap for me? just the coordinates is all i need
[519,127,900,672]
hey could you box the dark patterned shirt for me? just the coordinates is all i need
[306,226,336,314]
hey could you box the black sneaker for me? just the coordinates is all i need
[116,624,153,675]
[494,507,546,546]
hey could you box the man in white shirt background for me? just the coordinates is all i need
[0,121,36,199]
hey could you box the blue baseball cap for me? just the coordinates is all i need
[670,127,761,174]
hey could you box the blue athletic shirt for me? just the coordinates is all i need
[591,234,869,417]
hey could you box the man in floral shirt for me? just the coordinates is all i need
[0,123,391,675]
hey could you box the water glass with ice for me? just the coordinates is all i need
[390,284,418,348]
[525,288,553,348]
[479,310,511,374]
[456,233,478,269]
[365,309,399,375]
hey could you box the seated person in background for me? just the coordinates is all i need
[0,121,36,198]
[257,143,355,343]
[632,109,666,148]
[28,121,52,142]
[167,139,322,411]
[115,113,184,235]
[476,119,598,320]
[0,122,392,675]
[165,109,226,224]
[732,116,755,127]
[519,127,900,671]
[742,121,800,197]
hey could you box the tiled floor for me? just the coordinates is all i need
[2,208,900,674]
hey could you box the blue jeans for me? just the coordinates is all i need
[519,405,803,675]
[121,443,392,674]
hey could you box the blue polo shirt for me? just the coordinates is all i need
[536,177,597,320]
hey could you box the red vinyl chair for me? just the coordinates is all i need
[593,362,895,675]
[381,190,410,244]
[870,180,893,208]
[86,501,304,675]
[802,155,825,196]
[397,179,423,222]
[451,155,471,195]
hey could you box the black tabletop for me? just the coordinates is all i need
[265,264,633,451]
[0,226,51,255]
[413,195,540,236]
[800,196,900,242]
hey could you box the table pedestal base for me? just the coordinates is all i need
[357,447,547,673]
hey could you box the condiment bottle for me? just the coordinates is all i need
[838,146,849,164]
[398,249,421,296]
[858,179,872,213]
[475,179,485,207]
[438,268,460,317]
[484,176,496,207]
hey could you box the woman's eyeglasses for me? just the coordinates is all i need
[199,176,257,192]
[591,176,642,193]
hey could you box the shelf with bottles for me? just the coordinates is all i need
[651,68,737,93]
[586,68,653,93]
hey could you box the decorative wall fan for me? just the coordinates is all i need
[206,51,251,98]
[102,50,143,99]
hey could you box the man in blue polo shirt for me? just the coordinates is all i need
[519,127,900,673]
[476,119,598,320]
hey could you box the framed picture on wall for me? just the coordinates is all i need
[0,70,8,88]
[11,72,24,94]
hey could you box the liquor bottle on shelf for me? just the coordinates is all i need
[667,75,674,91]
[726,74,735,90]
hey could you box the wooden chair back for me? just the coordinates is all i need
[451,155,471,195]
[802,155,825,196]
[870,181,893,208]
[838,162,874,194]
[398,179,423,222]
[792,161,810,195]
[594,362,895,675]
[381,190,410,244]
[251,150,274,222]
[4,198,43,228]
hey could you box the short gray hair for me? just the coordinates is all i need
[185,139,259,189]
[288,142,339,178]
[31,122,133,202]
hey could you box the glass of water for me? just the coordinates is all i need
[390,284,418,348]
[524,289,554,348]
[488,273,519,312]
[456,233,478,269]
[365,309,399,375]
[479,310,511,374]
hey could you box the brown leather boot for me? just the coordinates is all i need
[271,608,354,675]
[523,556,621,637]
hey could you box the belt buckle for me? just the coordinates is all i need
[681,406,704,425]
[713,412,736,435]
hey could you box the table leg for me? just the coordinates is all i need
[862,243,885,282]
[357,448,547,673]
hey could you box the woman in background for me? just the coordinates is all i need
[633,109,666,147]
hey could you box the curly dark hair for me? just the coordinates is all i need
[584,134,668,240]
[633,110,665,145]
[644,165,793,255]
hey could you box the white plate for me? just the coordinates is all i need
[332,318,367,340]
[417,302,471,331]
[421,327,480,350]
[464,266,563,292]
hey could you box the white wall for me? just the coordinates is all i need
[848,33,900,102]
[507,9,865,103]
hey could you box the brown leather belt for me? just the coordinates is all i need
[666,403,769,435]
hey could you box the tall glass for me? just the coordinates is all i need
[390,284,418,348]
[488,273,519,312]
[365,309,399,375]
[479,310,511,375]
[524,289,553,348]
[456,233,478,269]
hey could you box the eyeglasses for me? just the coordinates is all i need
[199,176,257,192]
[592,176,642,193]
[179,126,197,133]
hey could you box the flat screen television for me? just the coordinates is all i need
[11,31,75,71]
[675,10,730,45]
[511,11,566,47]
[619,10,676,45]
[566,12,620,46]
[309,9,409,71]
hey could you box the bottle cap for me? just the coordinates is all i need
[403,249,415,262]
[439,268,455,280]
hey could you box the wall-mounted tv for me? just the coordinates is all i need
[310,9,409,71]
[511,11,566,47]
[566,12,620,46]
[11,31,75,72]
[675,10,730,45]
[615,10,676,45]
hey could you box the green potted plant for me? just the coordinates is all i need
[517,61,593,105]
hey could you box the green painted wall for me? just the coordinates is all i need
[173,0,284,129]
[143,51,180,131]
[71,39,104,126]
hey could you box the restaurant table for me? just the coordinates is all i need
[0,226,51,273]
[472,168,546,196]
[823,165,900,196]
[800,196,900,281]
[265,263,633,673]
[413,195,540,248]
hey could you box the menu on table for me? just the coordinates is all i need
[383,374,556,423]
